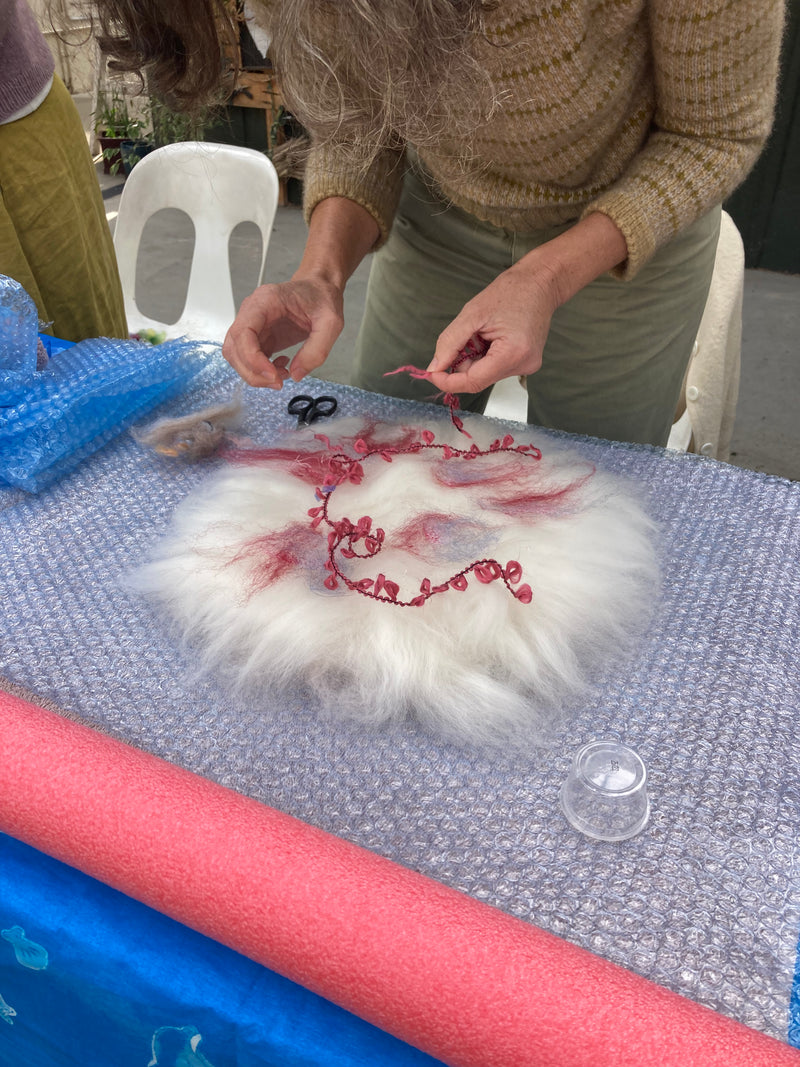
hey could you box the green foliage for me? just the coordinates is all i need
[101,146,124,176]
[148,95,211,148]
[95,86,216,147]
[93,89,144,139]
[94,87,219,175]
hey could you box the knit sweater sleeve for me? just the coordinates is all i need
[302,140,406,246]
[582,0,784,280]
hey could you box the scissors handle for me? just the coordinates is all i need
[287,394,338,426]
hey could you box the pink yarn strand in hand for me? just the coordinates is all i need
[384,335,490,438]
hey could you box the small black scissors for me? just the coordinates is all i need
[287,394,338,427]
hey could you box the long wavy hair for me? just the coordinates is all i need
[271,0,496,154]
[90,0,237,107]
[88,1,497,154]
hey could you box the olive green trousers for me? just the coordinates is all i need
[0,76,127,343]
[352,167,721,447]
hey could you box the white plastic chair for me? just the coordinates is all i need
[113,142,280,342]
[666,210,744,460]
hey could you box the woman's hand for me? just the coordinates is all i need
[426,259,561,393]
[426,212,628,394]
[222,196,380,389]
[222,275,345,389]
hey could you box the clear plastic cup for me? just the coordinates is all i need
[559,739,649,842]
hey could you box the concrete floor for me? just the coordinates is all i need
[98,160,800,482]
[730,270,800,480]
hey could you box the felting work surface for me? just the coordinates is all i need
[2,353,800,1043]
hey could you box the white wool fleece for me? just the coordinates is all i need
[130,416,659,744]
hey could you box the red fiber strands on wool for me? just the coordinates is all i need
[431,449,596,518]
[391,513,448,554]
[484,466,596,518]
[390,513,483,558]
[232,522,323,594]
[432,455,530,489]
[223,445,335,487]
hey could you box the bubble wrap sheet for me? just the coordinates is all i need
[2,353,799,1043]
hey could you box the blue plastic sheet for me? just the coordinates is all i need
[0,336,215,492]
[791,948,800,1047]
[36,333,75,360]
[0,833,443,1067]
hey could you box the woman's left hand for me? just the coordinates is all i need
[425,212,628,394]
[425,257,563,393]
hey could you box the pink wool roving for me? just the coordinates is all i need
[131,416,659,742]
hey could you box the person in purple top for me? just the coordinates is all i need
[0,0,127,343]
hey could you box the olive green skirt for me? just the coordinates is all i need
[0,75,127,342]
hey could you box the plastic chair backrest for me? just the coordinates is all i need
[113,142,280,342]
[667,210,744,458]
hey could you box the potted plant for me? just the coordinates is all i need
[121,92,213,175]
[95,87,217,177]
[119,137,156,175]
[94,90,146,174]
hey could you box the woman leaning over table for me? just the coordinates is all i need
[93,0,783,446]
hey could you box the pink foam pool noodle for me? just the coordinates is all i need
[0,691,796,1067]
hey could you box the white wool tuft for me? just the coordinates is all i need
[130,417,659,743]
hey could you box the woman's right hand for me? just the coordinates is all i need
[222,274,345,389]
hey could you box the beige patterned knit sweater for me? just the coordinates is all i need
[268,0,784,280]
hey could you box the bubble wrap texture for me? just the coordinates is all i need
[0,274,38,388]
[0,336,215,491]
[1,352,799,1044]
